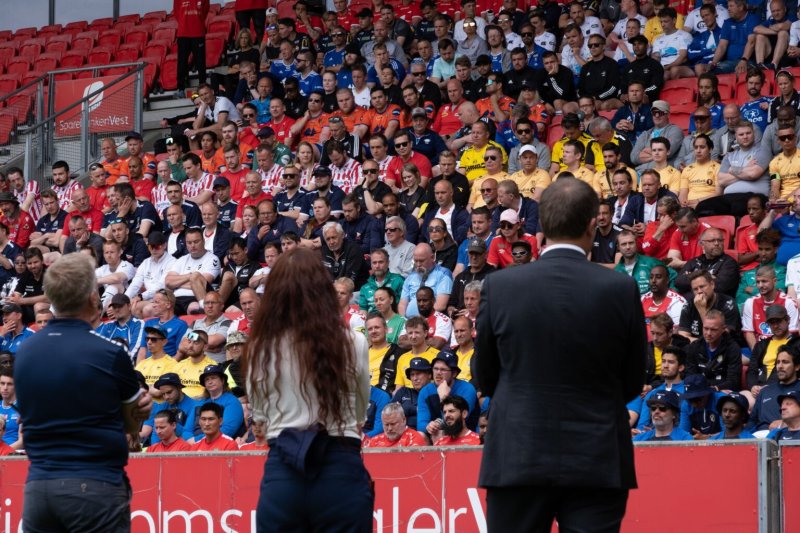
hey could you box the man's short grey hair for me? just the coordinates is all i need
[386,216,406,233]
[588,117,612,133]
[382,402,406,418]
[464,280,483,294]
[322,221,344,236]
[44,254,97,317]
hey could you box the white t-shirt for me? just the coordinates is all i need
[684,5,729,34]
[652,30,692,66]
[203,96,241,123]
[168,251,222,298]
[561,42,591,75]
[454,17,487,43]
[786,253,800,289]
[581,16,605,38]
[253,266,270,295]
[505,31,525,51]
[535,31,557,51]
[612,15,648,40]
[790,20,800,46]
[742,295,799,333]
[353,86,371,109]
[96,261,136,288]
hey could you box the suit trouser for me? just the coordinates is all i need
[177,36,207,91]
[486,485,629,533]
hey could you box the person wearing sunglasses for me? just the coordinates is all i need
[289,90,331,153]
[631,100,684,168]
[579,35,623,111]
[509,142,551,201]
[493,179,539,235]
[633,390,692,441]
[133,324,177,397]
[487,209,538,268]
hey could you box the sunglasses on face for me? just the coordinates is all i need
[511,250,528,257]
[243,113,255,118]
[650,405,669,412]
[464,22,477,27]
[308,98,322,103]
[413,71,426,76]
[484,155,498,161]
[521,32,533,37]
[500,222,515,229]
[588,42,603,48]
[429,226,446,232]
[780,134,797,141]
[385,227,401,233]
[395,141,410,148]
[146,336,165,342]
[480,187,495,193]
[652,110,665,116]
[283,173,299,178]
[363,168,379,174]
[516,128,532,134]
[332,32,345,37]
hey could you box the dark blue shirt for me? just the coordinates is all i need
[14,318,140,483]
[218,200,238,229]
[34,209,67,234]
[720,14,760,62]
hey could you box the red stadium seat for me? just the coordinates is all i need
[91,17,115,27]
[40,24,62,33]
[118,41,143,54]
[0,74,20,94]
[143,40,171,67]
[0,31,13,42]
[701,215,736,247]
[37,30,60,43]
[6,57,32,77]
[19,39,45,60]
[0,45,17,69]
[114,48,140,63]
[45,40,70,56]
[670,102,697,114]
[671,112,691,133]
[143,10,168,22]
[277,0,297,18]
[546,125,564,146]
[716,75,736,99]
[155,20,178,30]
[116,13,140,24]
[72,31,99,52]
[207,15,234,38]
[124,28,151,49]
[152,27,176,43]
[102,62,131,77]
[64,20,88,31]
[160,54,178,90]
[87,47,114,66]
[60,52,86,69]
[0,112,15,145]
[6,93,31,122]
[113,21,136,36]
[205,36,227,68]
[598,110,616,121]
[141,59,159,94]
[14,28,37,39]
[660,86,696,105]
[33,56,59,73]
[98,30,123,51]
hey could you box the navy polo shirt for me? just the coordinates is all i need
[14,318,140,484]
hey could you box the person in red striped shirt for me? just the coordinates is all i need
[7,167,42,223]
[147,410,193,453]
[192,403,240,451]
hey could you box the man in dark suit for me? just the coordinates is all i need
[476,177,647,532]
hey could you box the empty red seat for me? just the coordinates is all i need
[102,62,131,76]
[143,10,168,22]
[143,40,171,67]
[87,47,114,66]
[205,36,226,68]
[98,30,123,51]
[72,31,99,51]
[113,20,136,36]
[152,27,176,42]
[60,52,86,69]
[160,54,178,90]
[0,112,16,145]
[671,112,692,133]
[6,57,32,77]
[142,60,159,94]
[91,17,114,27]
[660,86,696,104]
[114,48,140,63]
[207,16,234,38]
[125,28,150,48]
[33,56,59,72]
[116,13,140,24]
[40,24,63,33]
[118,41,143,54]
[0,45,16,69]
[0,74,21,94]
[19,39,45,59]
[0,31,12,42]
[64,21,88,31]
[19,73,42,89]
[45,40,70,56]
[14,28,37,39]
[156,19,178,30]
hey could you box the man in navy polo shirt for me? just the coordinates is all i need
[14,253,152,531]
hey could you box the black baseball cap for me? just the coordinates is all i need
[154,372,183,389]
[405,357,433,378]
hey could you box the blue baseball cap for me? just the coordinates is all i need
[683,374,715,400]
[432,351,460,372]
[144,324,167,339]
[646,390,681,412]
[716,392,750,422]
[405,357,432,378]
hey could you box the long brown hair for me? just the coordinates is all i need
[244,248,356,432]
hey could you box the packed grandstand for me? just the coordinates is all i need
[1,0,800,455]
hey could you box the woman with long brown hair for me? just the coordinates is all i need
[245,248,372,531]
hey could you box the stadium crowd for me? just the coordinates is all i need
[6,0,800,451]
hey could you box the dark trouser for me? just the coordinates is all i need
[256,441,374,532]
[176,36,207,91]
[486,485,629,533]
[695,192,752,219]
[174,295,197,316]
[23,477,131,533]
[236,9,266,44]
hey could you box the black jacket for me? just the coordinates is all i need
[320,239,369,289]
[476,248,646,489]
[579,57,621,101]
[685,332,742,391]
[675,253,741,300]
[747,335,800,388]
[623,57,664,102]
[535,66,577,105]
[645,334,690,387]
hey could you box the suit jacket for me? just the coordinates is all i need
[476,247,646,489]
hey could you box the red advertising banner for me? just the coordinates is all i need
[0,444,765,532]
[53,75,135,137]
[782,445,800,531]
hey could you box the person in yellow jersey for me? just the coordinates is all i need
[135,324,177,400]
[554,141,596,190]
[458,120,507,183]
[450,315,474,382]
[550,112,604,176]
[644,0,686,43]
[769,126,800,201]
[510,145,551,201]
[679,133,721,208]
[394,316,441,389]
[595,143,638,200]
[366,313,404,393]
[467,146,508,210]
[174,329,217,399]
[642,137,682,194]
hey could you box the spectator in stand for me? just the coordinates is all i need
[186,84,241,140]
[738,228,786,308]
[666,207,710,270]
[590,202,619,266]
[745,304,797,402]
[165,228,221,315]
[147,410,193,453]
[9,248,49,325]
[449,237,495,315]
[143,289,188,358]
[391,356,433,430]
[715,104,764,160]
[753,0,792,71]
[365,312,403,392]
[132,324,175,393]
[631,101,684,169]
[741,267,797,349]
[320,222,369,289]
[429,395,482,446]
[0,192,35,252]
[535,51,577,114]
[421,180,470,244]
[706,0,758,74]
[679,134,721,208]
[0,303,34,356]
[677,109,721,169]
[196,364,245,439]
[651,8,693,81]
[709,392,755,439]
[191,403,239,451]
[613,230,663,294]
[687,4,723,76]
[411,286,453,351]
[749,344,800,433]
[418,351,478,433]
[394,316,441,387]
[769,128,800,203]
[767,390,800,440]
[679,270,741,341]
[633,390,693,441]
[550,113,603,176]
[735,195,769,271]
[488,209,539,268]
[612,82,654,145]
[685,309,742,391]
[739,68,771,134]
[630,345,687,429]
[364,403,427,447]
[174,0,209,96]
[679,374,728,438]
[620,170,675,240]
[187,291,232,363]
[642,267,688,327]
[49,160,83,213]
[7,167,41,223]
[359,249,405,314]
[383,215,416,277]
[674,227,740,299]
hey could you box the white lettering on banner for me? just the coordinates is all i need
[372,486,487,533]
[130,509,258,533]
[57,115,131,134]
[163,509,214,532]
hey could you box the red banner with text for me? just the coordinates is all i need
[0,444,763,532]
[53,75,135,137]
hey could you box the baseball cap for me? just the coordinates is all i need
[356,7,373,17]
[345,43,362,55]
[144,324,167,339]
[1,303,21,314]
[467,236,487,253]
[716,392,750,422]
[652,100,670,113]
[125,131,143,141]
[199,364,226,386]
[779,390,800,406]
[405,357,433,378]
[213,176,231,189]
[109,294,130,308]
[499,209,519,225]
[154,372,184,389]
[646,390,681,411]
[411,107,428,118]
[147,231,166,246]
[520,80,536,92]
[682,374,715,400]
[432,351,460,372]
[766,304,789,321]
[266,7,278,15]
[227,330,248,345]
[313,166,332,177]
[518,144,536,156]
[257,126,275,138]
